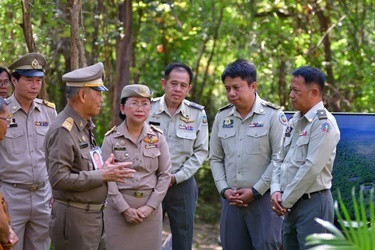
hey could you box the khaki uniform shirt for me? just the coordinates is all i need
[270,101,340,208]
[101,121,171,212]
[44,105,107,204]
[210,94,287,195]
[148,95,208,184]
[0,95,57,184]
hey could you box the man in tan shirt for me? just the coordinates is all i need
[0,53,57,250]
[44,63,135,250]
[271,66,340,249]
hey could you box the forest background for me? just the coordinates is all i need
[0,0,374,223]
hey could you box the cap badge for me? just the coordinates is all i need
[138,85,148,95]
[31,59,40,69]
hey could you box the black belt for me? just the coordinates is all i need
[1,181,47,191]
[298,189,329,202]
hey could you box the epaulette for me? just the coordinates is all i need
[61,117,74,132]
[151,97,161,102]
[317,109,327,120]
[261,101,280,110]
[185,100,204,110]
[104,126,117,136]
[218,103,233,112]
[43,100,56,109]
[150,124,163,134]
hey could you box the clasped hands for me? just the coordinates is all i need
[224,188,255,207]
[122,205,154,224]
[270,191,287,216]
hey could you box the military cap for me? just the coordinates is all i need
[121,84,152,99]
[62,62,108,92]
[8,53,46,77]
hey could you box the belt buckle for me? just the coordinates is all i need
[134,191,143,198]
[29,184,39,191]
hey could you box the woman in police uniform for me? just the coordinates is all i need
[102,84,171,250]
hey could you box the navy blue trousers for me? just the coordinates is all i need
[163,177,198,250]
[220,192,282,250]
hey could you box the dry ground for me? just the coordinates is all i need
[162,216,221,250]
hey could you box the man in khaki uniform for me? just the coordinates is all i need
[44,63,135,250]
[271,66,340,250]
[0,53,57,250]
[210,59,285,250]
[148,62,208,250]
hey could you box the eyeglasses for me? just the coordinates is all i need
[0,117,12,125]
[126,101,151,109]
[0,80,10,87]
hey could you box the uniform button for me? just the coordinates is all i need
[239,139,242,141]
[237,155,240,158]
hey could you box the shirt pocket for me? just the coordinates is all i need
[218,128,236,155]
[80,150,94,171]
[143,148,161,172]
[292,136,310,162]
[35,126,48,151]
[176,129,197,154]
[245,128,268,154]
[5,129,27,154]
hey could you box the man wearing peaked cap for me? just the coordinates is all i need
[0,53,57,250]
[62,62,108,92]
[44,63,135,250]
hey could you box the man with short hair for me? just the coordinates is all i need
[271,66,340,250]
[44,62,135,250]
[210,59,285,250]
[0,67,12,98]
[148,62,209,250]
[0,53,57,250]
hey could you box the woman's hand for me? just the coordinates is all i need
[137,205,154,218]
[122,208,144,224]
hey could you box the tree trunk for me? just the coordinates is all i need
[20,0,37,52]
[68,0,86,70]
[313,1,341,111]
[111,0,133,126]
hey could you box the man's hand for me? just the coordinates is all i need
[271,191,287,216]
[137,205,154,218]
[122,208,144,224]
[101,154,135,183]
[224,189,247,207]
[169,175,176,187]
[231,188,254,207]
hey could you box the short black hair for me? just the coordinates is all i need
[221,59,257,86]
[65,86,82,99]
[0,67,11,81]
[164,62,193,84]
[292,66,325,93]
[119,97,129,120]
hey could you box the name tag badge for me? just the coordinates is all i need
[249,122,263,128]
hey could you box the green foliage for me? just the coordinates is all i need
[306,188,375,250]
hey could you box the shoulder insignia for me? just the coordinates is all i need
[151,97,161,102]
[104,126,117,136]
[317,109,327,120]
[186,100,204,110]
[218,103,233,112]
[150,124,163,134]
[262,101,280,110]
[61,117,74,132]
[43,100,56,109]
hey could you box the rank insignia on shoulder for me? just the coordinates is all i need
[150,124,163,134]
[186,100,204,110]
[43,100,56,109]
[317,109,327,120]
[62,117,74,132]
[105,126,117,136]
[262,101,280,110]
[219,104,233,112]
